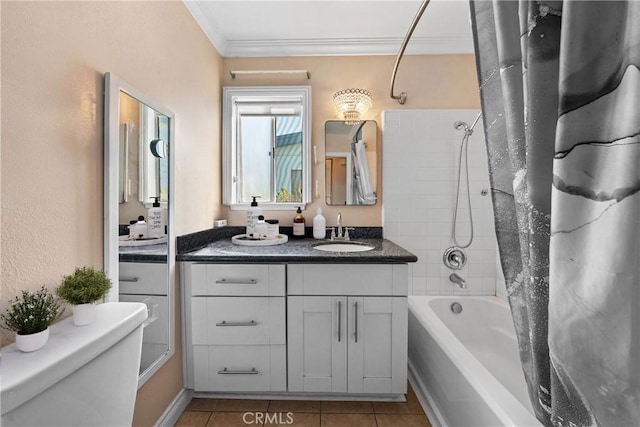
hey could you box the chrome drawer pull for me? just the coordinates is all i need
[218,367,259,375]
[215,278,258,285]
[119,276,139,282]
[337,300,342,342]
[354,301,359,343]
[215,320,258,327]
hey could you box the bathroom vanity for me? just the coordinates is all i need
[179,237,416,398]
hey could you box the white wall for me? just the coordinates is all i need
[383,110,497,296]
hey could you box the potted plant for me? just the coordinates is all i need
[56,266,112,326]
[0,286,64,352]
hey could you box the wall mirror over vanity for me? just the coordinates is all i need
[104,72,176,387]
[324,120,377,206]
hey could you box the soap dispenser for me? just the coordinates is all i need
[254,215,269,239]
[147,197,165,238]
[129,216,148,240]
[293,206,305,238]
[313,208,326,239]
[246,196,262,237]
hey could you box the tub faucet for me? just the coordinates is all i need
[449,273,467,289]
[337,212,342,238]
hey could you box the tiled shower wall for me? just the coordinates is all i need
[382,110,498,296]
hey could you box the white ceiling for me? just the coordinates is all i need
[183,0,475,57]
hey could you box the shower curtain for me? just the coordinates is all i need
[470,1,639,426]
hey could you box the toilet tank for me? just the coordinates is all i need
[1,302,147,427]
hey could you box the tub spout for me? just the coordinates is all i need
[449,273,467,289]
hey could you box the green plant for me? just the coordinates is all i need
[56,266,112,305]
[0,286,64,335]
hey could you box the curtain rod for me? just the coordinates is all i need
[230,70,311,79]
[389,0,431,104]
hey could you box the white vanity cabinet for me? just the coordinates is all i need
[287,264,408,394]
[182,263,286,392]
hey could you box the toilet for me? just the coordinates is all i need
[1,302,147,426]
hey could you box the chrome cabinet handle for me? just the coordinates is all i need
[215,278,257,285]
[215,320,258,327]
[354,301,359,343]
[337,300,342,342]
[218,367,259,375]
[119,276,138,282]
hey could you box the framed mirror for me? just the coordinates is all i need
[324,120,378,205]
[222,86,312,209]
[104,72,175,387]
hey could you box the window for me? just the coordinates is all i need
[223,86,312,209]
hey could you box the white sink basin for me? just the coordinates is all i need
[313,242,375,253]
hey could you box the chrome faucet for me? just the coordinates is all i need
[330,212,353,241]
[449,273,467,289]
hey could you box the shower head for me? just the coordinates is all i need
[453,120,469,131]
[454,113,483,136]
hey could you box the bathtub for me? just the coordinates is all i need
[408,296,541,427]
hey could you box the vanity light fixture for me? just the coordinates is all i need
[333,88,372,125]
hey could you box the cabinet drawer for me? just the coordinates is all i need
[288,264,408,296]
[119,262,167,295]
[188,264,285,296]
[191,297,285,345]
[193,345,286,392]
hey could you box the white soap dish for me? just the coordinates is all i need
[231,234,288,247]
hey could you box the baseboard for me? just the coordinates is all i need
[192,391,405,402]
[155,388,192,427]
[408,359,446,427]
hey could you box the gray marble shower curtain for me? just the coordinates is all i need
[470,1,639,426]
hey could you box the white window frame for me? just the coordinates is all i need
[222,86,312,210]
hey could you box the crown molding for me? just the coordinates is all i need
[183,0,227,55]
[183,1,474,58]
[223,37,474,57]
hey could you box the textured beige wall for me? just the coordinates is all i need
[222,55,479,227]
[0,1,222,425]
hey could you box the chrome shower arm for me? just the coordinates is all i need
[389,0,431,105]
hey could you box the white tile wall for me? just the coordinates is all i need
[382,110,498,296]
[495,254,508,301]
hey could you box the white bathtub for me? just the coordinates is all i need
[408,296,541,427]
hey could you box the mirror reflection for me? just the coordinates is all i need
[105,72,175,387]
[324,120,377,205]
[118,91,170,375]
[118,92,169,225]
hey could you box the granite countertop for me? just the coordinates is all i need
[177,237,417,264]
[119,243,167,263]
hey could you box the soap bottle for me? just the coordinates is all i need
[313,208,326,239]
[130,216,148,239]
[246,196,262,237]
[148,197,165,238]
[293,206,305,238]
[254,215,269,239]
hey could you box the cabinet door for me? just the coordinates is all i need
[288,296,347,393]
[347,297,407,394]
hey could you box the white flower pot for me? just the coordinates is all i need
[72,303,96,326]
[16,327,49,352]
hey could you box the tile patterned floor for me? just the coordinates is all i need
[174,383,431,427]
